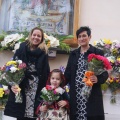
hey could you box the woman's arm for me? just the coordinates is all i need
[64,54,73,85]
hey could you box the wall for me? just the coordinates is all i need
[80,0,120,43]
[0,51,69,71]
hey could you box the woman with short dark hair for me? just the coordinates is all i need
[64,26,108,120]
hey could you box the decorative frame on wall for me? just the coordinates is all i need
[0,0,81,36]
[8,0,71,35]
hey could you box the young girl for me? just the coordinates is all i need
[36,69,70,120]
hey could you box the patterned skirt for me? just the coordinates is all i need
[38,108,69,120]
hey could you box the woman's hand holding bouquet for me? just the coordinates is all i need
[0,59,26,103]
[81,53,112,99]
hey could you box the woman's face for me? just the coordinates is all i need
[31,29,42,47]
[77,31,91,47]
[50,72,62,88]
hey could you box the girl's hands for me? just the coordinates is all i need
[90,75,98,84]
[57,100,67,108]
[11,85,20,94]
[40,105,48,112]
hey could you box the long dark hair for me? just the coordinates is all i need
[46,69,66,88]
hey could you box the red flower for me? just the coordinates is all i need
[103,58,112,70]
[88,54,96,62]
[88,54,112,70]
[46,85,53,90]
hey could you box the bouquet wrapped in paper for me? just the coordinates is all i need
[81,53,112,99]
[0,60,26,103]
[40,85,65,105]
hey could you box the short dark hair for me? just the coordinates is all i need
[76,26,91,38]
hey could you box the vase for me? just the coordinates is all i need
[48,48,57,58]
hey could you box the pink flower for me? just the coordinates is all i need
[53,90,57,94]
[18,63,26,69]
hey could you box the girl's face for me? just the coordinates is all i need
[50,72,62,88]
[31,29,42,47]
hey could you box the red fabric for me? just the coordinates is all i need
[35,104,41,115]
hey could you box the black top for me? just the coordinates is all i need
[4,42,50,118]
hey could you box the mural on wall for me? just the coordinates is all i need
[9,0,71,35]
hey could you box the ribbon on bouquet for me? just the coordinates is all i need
[82,71,94,87]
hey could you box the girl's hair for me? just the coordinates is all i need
[46,69,66,88]
[27,27,48,53]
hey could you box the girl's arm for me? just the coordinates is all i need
[57,92,70,109]
[35,102,48,115]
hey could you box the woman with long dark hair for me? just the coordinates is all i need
[4,27,50,120]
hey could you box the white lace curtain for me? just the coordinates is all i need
[0,0,11,32]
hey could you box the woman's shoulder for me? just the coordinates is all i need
[70,47,80,55]
[89,44,104,55]
[19,41,28,48]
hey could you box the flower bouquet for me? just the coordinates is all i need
[105,71,120,103]
[81,53,112,99]
[39,85,65,119]
[40,85,65,105]
[0,60,26,103]
[94,38,112,57]
[0,85,9,109]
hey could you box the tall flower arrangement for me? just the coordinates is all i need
[94,39,120,103]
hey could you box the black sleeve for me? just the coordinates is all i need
[64,53,72,85]
[61,92,70,102]
[97,71,109,84]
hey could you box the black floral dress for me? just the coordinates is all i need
[75,53,87,120]
[24,62,39,118]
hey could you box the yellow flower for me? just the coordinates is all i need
[116,79,119,83]
[0,88,4,97]
[46,40,51,48]
[65,86,69,93]
[110,59,115,63]
[109,79,113,83]
[6,61,17,66]
[108,77,114,83]
[103,38,112,45]
[94,40,98,46]
[117,57,120,62]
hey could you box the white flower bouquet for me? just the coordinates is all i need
[40,85,65,105]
